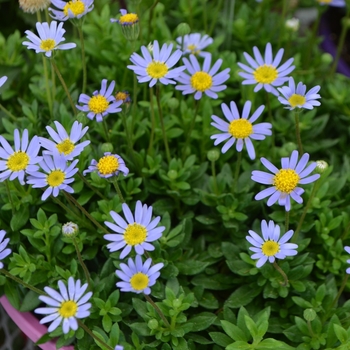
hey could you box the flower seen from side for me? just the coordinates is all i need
[211,100,272,159]
[316,0,345,7]
[0,230,11,269]
[19,0,51,13]
[238,42,295,96]
[246,220,298,267]
[115,90,131,105]
[23,21,76,58]
[277,77,321,110]
[127,40,184,87]
[176,54,230,100]
[110,9,139,41]
[62,222,79,237]
[115,255,164,295]
[251,150,320,211]
[104,201,165,258]
[344,246,350,274]
[40,121,90,161]
[83,152,129,178]
[76,79,122,122]
[27,154,79,201]
[49,0,94,21]
[176,33,213,57]
[0,76,8,89]
[0,129,41,185]
[35,277,92,334]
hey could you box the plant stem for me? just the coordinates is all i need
[42,55,53,119]
[0,269,45,295]
[147,0,160,43]
[307,320,315,337]
[144,294,171,328]
[294,110,303,155]
[156,85,171,163]
[50,59,77,116]
[285,210,290,232]
[277,0,288,47]
[102,120,110,142]
[78,320,114,350]
[112,177,125,203]
[63,192,108,233]
[211,160,218,195]
[273,261,288,286]
[182,100,200,161]
[72,237,91,288]
[5,180,14,215]
[0,103,17,121]
[148,87,156,155]
[208,0,224,36]
[233,151,242,192]
[77,25,87,93]
[266,92,275,151]
[292,180,320,243]
[78,171,107,200]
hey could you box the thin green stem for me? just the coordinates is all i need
[307,320,315,337]
[0,269,45,295]
[266,92,275,151]
[285,210,290,232]
[63,192,108,233]
[144,294,171,328]
[5,180,14,215]
[77,26,87,93]
[277,0,288,47]
[330,10,350,76]
[211,160,218,195]
[78,320,114,350]
[156,85,171,163]
[78,171,107,200]
[147,0,160,43]
[0,104,17,122]
[112,177,125,203]
[42,55,53,119]
[182,100,200,161]
[72,237,91,288]
[148,87,156,155]
[273,261,288,286]
[294,110,303,155]
[208,0,224,36]
[50,59,77,116]
[202,0,208,32]
[233,151,242,192]
[292,180,320,243]
[102,120,110,142]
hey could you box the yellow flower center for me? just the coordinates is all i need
[56,139,75,155]
[261,240,280,256]
[317,0,332,3]
[146,61,168,79]
[97,155,119,175]
[288,94,306,108]
[187,44,200,55]
[124,223,147,245]
[116,91,128,102]
[63,0,85,16]
[190,71,212,92]
[47,170,65,187]
[130,272,149,291]
[119,13,139,24]
[40,39,56,52]
[253,65,278,84]
[228,119,253,138]
[7,152,30,172]
[273,169,300,194]
[88,95,109,114]
[58,300,78,318]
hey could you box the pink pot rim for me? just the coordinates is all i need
[0,295,74,350]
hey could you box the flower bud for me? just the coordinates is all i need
[315,160,328,174]
[207,149,220,162]
[176,23,191,37]
[285,18,299,32]
[167,170,178,180]
[101,142,114,153]
[62,222,79,237]
[321,53,333,65]
[148,319,159,330]
[19,0,50,13]
[304,308,317,322]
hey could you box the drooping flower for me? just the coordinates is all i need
[23,21,76,58]
[176,54,230,100]
[0,129,41,185]
[0,230,11,269]
[316,0,345,7]
[344,246,350,274]
[83,152,129,178]
[277,77,321,110]
[237,42,295,96]
[34,277,92,334]
[115,255,164,295]
[76,79,122,122]
[176,33,213,57]
[104,201,165,258]
[19,0,50,13]
[127,40,185,87]
[0,76,8,89]
[40,121,90,161]
[111,9,139,41]
[211,101,272,159]
[49,0,94,21]
[246,220,298,267]
[27,154,79,201]
[251,150,320,211]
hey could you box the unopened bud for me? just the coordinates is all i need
[316,160,328,173]
[101,143,114,153]
[285,18,299,32]
[176,23,191,37]
[207,149,220,162]
[62,222,79,237]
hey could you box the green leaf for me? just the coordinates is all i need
[110,322,120,346]
[257,338,295,350]
[226,340,252,350]
[188,312,216,331]
[221,320,248,342]
[4,282,20,309]
[292,296,313,309]
[10,208,29,231]
[334,324,349,344]
[19,290,41,312]
[175,260,210,275]
[225,284,262,308]
[210,332,234,347]
[244,316,259,341]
